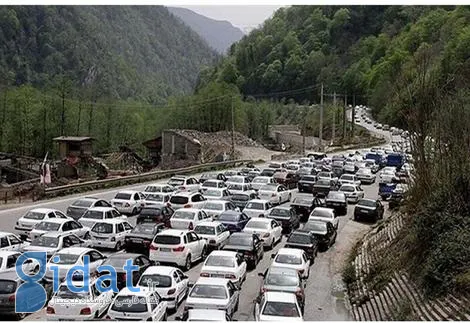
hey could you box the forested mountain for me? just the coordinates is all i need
[0,6,218,103]
[168,7,244,53]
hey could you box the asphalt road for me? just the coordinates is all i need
[0,112,404,321]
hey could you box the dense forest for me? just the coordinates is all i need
[0,6,218,103]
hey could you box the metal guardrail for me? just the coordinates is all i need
[44,159,253,198]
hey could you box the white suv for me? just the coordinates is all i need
[110,190,146,215]
[149,229,207,271]
[88,219,133,250]
[168,192,206,210]
[106,288,167,321]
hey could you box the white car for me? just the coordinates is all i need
[338,174,361,186]
[242,218,282,249]
[142,193,172,207]
[316,172,338,185]
[23,232,86,258]
[168,176,200,193]
[308,207,339,229]
[339,184,365,203]
[88,219,133,250]
[170,208,211,230]
[15,208,69,237]
[226,175,250,185]
[200,200,239,219]
[29,218,88,241]
[257,184,291,205]
[227,183,254,195]
[251,176,276,191]
[0,251,39,274]
[186,309,230,321]
[355,167,376,184]
[200,251,247,287]
[110,190,146,215]
[379,169,398,183]
[138,266,189,311]
[270,248,310,279]
[44,247,106,282]
[46,276,114,320]
[168,192,206,210]
[78,207,127,229]
[185,277,240,318]
[106,288,167,321]
[0,232,27,251]
[243,199,273,218]
[254,291,303,321]
[149,229,207,271]
[194,221,230,250]
[200,180,226,191]
[142,184,176,195]
[202,188,231,201]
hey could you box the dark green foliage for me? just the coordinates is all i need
[0,6,218,102]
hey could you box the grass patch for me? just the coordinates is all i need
[342,239,362,286]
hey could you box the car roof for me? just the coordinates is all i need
[117,287,153,297]
[56,247,95,255]
[195,221,220,227]
[0,270,21,281]
[0,251,20,257]
[248,217,271,223]
[156,229,187,236]
[87,207,116,212]
[93,218,128,224]
[277,248,304,256]
[246,199,270,204]
[313,207,334,212]
[36,218,70,224]
[77,197,99,201]
[188,309,227,320]
[142,265,177,276]
[267,266,299,276]
[115,190,139,195]
[264,291,297,302]
[207,250,237,258]
[41,231,74,238]
[175,208,199,213]
[172,191,198,197]
[28,208,59,213]
[203,179,224,183]
[271,205,291,211]
[195,277,230,286]
[203,200,226,204]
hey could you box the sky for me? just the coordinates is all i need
[176,5,285,33]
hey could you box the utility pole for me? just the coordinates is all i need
[343,92,347,139]
[351,94,356,138]
[332,92,336,144]
[319,83,324,151]
[60,88,65,136]
[302,108,306,156]
[231,98,235,160]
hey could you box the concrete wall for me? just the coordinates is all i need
[161,130,201,165]
[274,131,320,149]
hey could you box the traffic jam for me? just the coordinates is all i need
[0,107,413,321]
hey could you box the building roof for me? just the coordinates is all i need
[53,136,95,143]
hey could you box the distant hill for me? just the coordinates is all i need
[0,6,218,102]
[168,7,244,54]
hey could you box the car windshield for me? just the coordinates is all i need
[341,175,354,181]
[205,255,235,267]
[311,209,332,219]
[0,280,16,294]
[144,186,162,193]
[146,195,164,202]
[253,177,269,183]
[292,197,313,205]
[92,223,113,234]
[245,221,269,229]
[275,254,302,265]
[340,186,355,192]
[327,192,345,200]
[169,196,189,204]
[56,285,88,299]
[82,210,103,219]
[203,182,218,188]
[301,176,316,182]
[227,235,251,246]
[24,211,45,220]
[194,225,215,235]
[318,172,330,178]
[262,301,300,317]
[231,194,249,202]
[154,235,181,245]
[303,221,327,232]
[173,211,196,220]
[111,296,148,313]
[51,253,79,265]
[270,208,290,218]
[230,177,244,183]
[203,202,223,210]
[35,221,61,231]
[266,271,298,287]
[132,225,156,235]
[357,200,377,207]
[287,234,311,244]
[103,256,132,268]
[168,178,185,186]
[245,202,264,210]
[114,193,131,200]
[139,274,172,288]
[189,284,228,299]
[228,184,243,191]
[260,185,277,192]
[204,190,222,197]
[218,213,239,222]
[71,199,94,207]
[31,236,59,247]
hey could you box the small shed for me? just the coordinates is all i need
[142,137,162,159]
[53,136,94,159]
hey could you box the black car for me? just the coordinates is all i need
[217,211,250,233]
[297,175,316,193]
[325,191,348,215]
[230,192,258,211]
[136,205,174,226]
[267,206,300,233]
[300,220,337,251]
[354,198,385,222]
[284,230,319,264]
[291,196,325,222]
[223,232,264,269]
[124,223,165,255]
[100,253,154,290]
[312,179,334,197]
